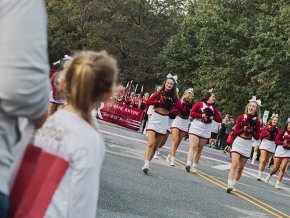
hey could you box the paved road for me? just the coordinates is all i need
[96,120,290,218]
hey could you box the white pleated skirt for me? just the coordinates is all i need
[147,105,154,115]
[274,146,290,158]
[231,136,252,159]
[259,139,276,154]
[171,116,189,133]
[188,119,212,139]
[146,111,169,135]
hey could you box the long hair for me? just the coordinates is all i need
[65,51,118,124]
[201,91,213,102]
[157,78,178,99]
[244,102,261,119]
[181,89,194,102]
[284,121,290,131]
[266,117,278,126]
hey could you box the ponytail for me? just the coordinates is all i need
[65,51,118,125]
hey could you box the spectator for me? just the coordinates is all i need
[0,0,49,216]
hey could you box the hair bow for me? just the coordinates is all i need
[287,117,290,123]
[271,113,279,118]
[166,73,178,83]
[208,88,213,93]
[176,88,179,93]
[63,54,73,60]
[249,96,262,106]
[188,88,193,93]
[53,60,61,66]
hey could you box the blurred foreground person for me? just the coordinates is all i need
[0,0,49,216]
[33,51,118,217]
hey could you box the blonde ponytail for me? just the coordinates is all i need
[65,51,118,125]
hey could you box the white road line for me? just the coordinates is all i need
[101,130,290,183]
[212,164,231,170]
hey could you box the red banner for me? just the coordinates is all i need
[97,101,144,131]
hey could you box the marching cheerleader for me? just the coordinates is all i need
[257,114,279,181]
[265,118,290,189]
[167,88,194,167]
[186,89,222,172]
[142,74,181,174]
[227,96,261,193]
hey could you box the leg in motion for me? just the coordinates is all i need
[265,157,282,183]
[227,153,240,193]
[275,158,289,189]
[257,150,269,181]
[143,131,157,174]
[186,135,199,172]
[191,138,208,172]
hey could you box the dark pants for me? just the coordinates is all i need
[218,133,228,150]
[0,192,8,218]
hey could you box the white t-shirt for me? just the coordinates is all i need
[34,110,105,218]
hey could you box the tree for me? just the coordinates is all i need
[159,0,290,123]
[46,0,188,91]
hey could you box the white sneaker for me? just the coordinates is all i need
[142,165,149,174]
[265,174,271,183]
[191,163,198,173]
[153,153,159,159]
[157,149,161,156]
[166,154,170,163]
[227,186,233,193]
[170,157,175,167]
[257,174,262,181]
[275,181,281,189]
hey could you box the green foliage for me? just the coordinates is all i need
[46,0,187,91]
[159,0,290,124]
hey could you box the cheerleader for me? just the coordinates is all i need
[227,96,261,193]
[142,74,181,174]
[48,56,72,115]
[265,118,290,189]
[257,114,279,181]
[186,89,222,172]
[166,88,194,167]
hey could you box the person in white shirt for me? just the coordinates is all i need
[0,0,49,216]
[34,51,119,218]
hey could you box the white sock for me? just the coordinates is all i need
[144,160,149,166]
[186,160,192,166]
[233,180,238,188]
[170,156,175,162]
[228,179,233,187]
[258,171,262,177]
[265,174,271,182]
[276,181,280,186]
[192,162,198,168]
[251,152,258,163]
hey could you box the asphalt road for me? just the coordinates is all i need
[96,120,290,218]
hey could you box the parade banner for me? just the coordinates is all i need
[97,101,144,131]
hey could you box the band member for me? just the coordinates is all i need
[166,88,194,166]
[265,118,290,189]
[140,92,149,110]
[257,114,279,181]
[142,74,181,174]
[186,89,222,172]
[227,96,261,193]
